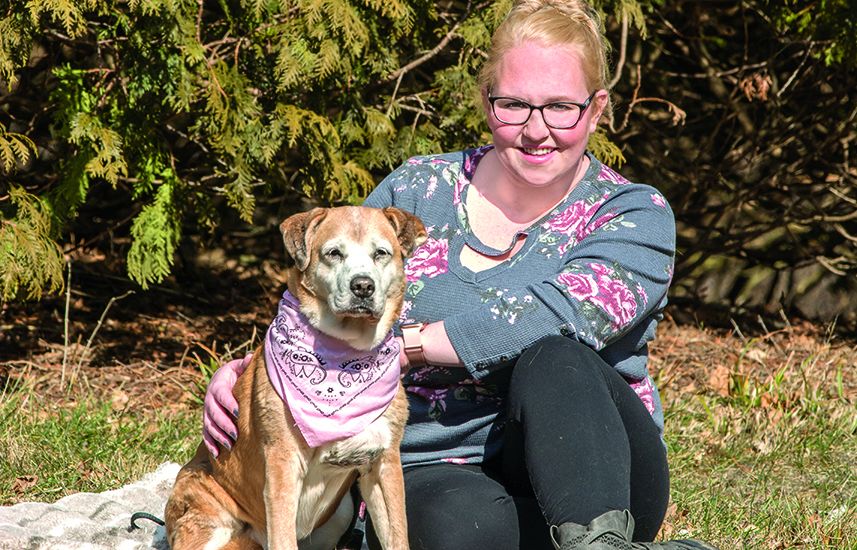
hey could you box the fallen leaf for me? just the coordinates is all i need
[12,475,38,495]
[658,502,678,540]
[708,364,731,397]
[111,389,130,410]
[746,348,768,364]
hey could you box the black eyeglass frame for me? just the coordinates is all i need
[487,90,597,129]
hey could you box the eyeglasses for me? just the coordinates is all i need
[487,91,596,129]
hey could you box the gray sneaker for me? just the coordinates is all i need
[550,510,718,550]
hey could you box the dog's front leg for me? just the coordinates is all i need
[264,448,302,550]
[359,449,409,550]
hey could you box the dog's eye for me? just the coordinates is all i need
[325,248,343,260]
[374,248,391,260]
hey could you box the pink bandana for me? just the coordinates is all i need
[264,290,401,447]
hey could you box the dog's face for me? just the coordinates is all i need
[281,206,426,350]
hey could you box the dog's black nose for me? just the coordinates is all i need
[350,276,375,298]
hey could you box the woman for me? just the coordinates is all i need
[203,1,716,549]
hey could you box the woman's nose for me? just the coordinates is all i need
[522,109,551,140]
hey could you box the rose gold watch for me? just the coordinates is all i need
[400,323,427,367]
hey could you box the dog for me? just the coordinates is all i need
[165,206,426,550]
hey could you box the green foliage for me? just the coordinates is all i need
[588,129,626,166]
[0,187,64,301]
[0,122,35,173]
[768,0,857,66]
[2,0,454,291]
[0,16,29,88]
[127,177,181,289]
[612,0,648,37]
[1,120,62,302]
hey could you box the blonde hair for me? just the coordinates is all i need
[478,0,610,96]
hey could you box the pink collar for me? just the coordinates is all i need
[264,290,401,447]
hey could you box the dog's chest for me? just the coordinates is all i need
[316,414,393,468]
[290,415,393,539]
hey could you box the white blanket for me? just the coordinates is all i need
[0,462,179,550]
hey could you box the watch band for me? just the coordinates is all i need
[400,323,427,367]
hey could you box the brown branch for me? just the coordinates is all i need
[397,103,434,118]
[815,210,857,223]
[607,12,628,90]
[778,43,813,97]
[387,72,405,116]
[660,61,769,80]
[830,187,857,206]
[833,223,857,243]
[386,27,460,82]
[816,255,848,276]
[610,65,686,133]
[196,0,204,45]
[75,290,136,371]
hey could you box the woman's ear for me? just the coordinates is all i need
[588,89,610,132]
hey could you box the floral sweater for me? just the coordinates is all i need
[364,145,675,467]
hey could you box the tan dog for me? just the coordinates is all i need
[165,206,426,550]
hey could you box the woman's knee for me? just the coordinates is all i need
[394,466,520,550]
[510,336,608,401]
[403,494,518,550]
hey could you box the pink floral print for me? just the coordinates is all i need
[544,196,608,238]
[425,175,438,199]
[405,237,449,282]
[578,211,618,242]
[635,283,649,308]
[597,164,631,185]
[453,173,467,206]
[591,277,637,329]
[557,262,639,330]
[399,300,413,323]
[543,196,614,254]
[650,193,666,208]
[406,386,449,419]
[556,272,599,300]
[629,377,656,415]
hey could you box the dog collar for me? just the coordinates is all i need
[264,290,401,448]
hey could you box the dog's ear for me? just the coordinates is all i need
[280,208,329,270]
[382,207,427,257]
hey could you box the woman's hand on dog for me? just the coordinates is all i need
[203,354,251,458]
[396,336,411,374]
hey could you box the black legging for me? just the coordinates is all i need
[368,336,670,549]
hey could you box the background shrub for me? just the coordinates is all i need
[1,0,855,327]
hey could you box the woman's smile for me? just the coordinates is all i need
[519,146,557,163]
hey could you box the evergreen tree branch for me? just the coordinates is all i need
[385,2,473,83]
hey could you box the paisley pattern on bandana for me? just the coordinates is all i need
[264,291,401,447]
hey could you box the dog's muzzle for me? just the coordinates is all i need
[337,276,382,317]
